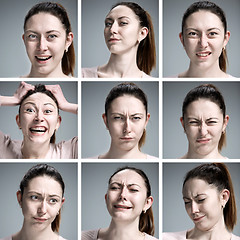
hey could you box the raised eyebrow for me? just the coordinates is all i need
[207,28,221,32]
[23,102,36,107]
[44,103,56,108]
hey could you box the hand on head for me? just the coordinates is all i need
[14,81,34,104]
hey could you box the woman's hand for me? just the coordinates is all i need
[45,84,78,114]
[0,81,34,106]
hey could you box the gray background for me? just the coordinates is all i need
[0,0,78,77]
[163,162,240,236]
[0,81,78,144]
[81,81,159,158]
[82,162,159,238]
[163,0,240,77]
[163,81,240,159]
[82,0,159,78]
[0,162,78,239]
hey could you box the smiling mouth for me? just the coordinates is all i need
[193,215,205,222]
[30,127,47,133]
[35,56,52,61]
[196,52,211,57]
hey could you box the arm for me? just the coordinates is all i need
[45,84,78,114]
[0,81,34,106]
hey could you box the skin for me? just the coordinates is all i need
[98,5,148,78]
[14,175,65,240]
[179,10,230,78]
[16,93,61,158]
[182,178,231,240]
[23,12,73,78]
[101,95,150,159]
[99,169,153,240]
[180,99,229,159]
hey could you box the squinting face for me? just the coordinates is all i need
[106,169,152,223]
[183,178,225,232]
[104,5,145,55]
[17,93,61,144]
[180,10,229,69]
[18,175,64,231]
[104,95,149,152]
[23,12,72,77]
[181,98,228,157]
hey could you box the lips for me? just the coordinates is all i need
[196,138,211,144]
[34,217,48,222]
[109,38,120,43]
[120,137,133,141]
[35,55,52,62]
[30,126,47,133]
[114,204,132,210]
[193,215,205,222]
[196,51,211,57]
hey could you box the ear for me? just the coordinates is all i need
[222,115,229,132]
[143,196,153,212]
[102,113,108,129]
[144,113,150,128]
[220,189,230,208]
[180,116,185,129]
[16,114,21,129]
[22,34,25,42]
[105,193,108,204]
[65,32,74,51]
[179,32,184,47]
[55,115,62,130]
[223,31,230,48]
[138,27,148,43]
[61,197,65,207]
[17,190,22,207]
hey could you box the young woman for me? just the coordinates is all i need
[82,2,156,78]
[22,2,75,78]
[82,166,157,240]
[163,163,240,240]
[0,81,78,159]
[89,82,157,159]
[0,164,67,240]
[180,84,229,159]
[178,1,232,78]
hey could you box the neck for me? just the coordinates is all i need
[21,140,51,159]
[99,47,143,78]
[182,61,228,78]
[100,219,145,240]
[102,142,146,159]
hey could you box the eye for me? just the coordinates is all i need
[49,198,58,204]
[198,198,206,203]
[187,32,198,37]
[132,116,141,121]
[48,34,57,40]
[207,120,217,125]
[129,188,139,192]
[120,21,128,26]
[105,22,112,27]
[44,109,53,114]
[189,120,199,126]
[27,34,37,40]
[30,195,39,201]
[25,108,34,113]
[208,32,218,37]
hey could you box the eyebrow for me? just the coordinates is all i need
[23,102,56,108]
[27,191,61,198]
[110,182,141,188]
[183,193,207,199]
[185,27,221,32]
[187,117,219,121]
[25,30,61,34]
[111,113,144,116]
[105,16,130,21]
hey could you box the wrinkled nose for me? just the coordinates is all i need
[199,122,208,136]
[119,186,127,200]
[191,201,199,214]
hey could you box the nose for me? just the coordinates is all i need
[110,21,118,34]
[34,111,44,122]
[37,35,48,51]
[199,121,208,136]
[119,186,127,200]
[191,201,199,214]
[123,118,131,134]
[199,34,208,48]
[38,200,47,215]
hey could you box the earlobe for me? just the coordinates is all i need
[102,113,109,129]
[66,32,74,49]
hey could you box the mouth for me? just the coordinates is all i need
[120,137,133,141]
[34,217,48,222]
[196,138,211,144]
[29,126,47,134]
[109,38,120,43]
[114,204,132,210]
[196,52,211,58]
[193,215,205,222]
[35,55,52,62]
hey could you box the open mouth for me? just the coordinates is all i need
[196,52,211,57]
[35,56,52,61]
[30,127,47,133]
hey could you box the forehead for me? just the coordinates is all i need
[22,92,57,107]
[183,178,217,196]
[25,12,64,31]
[26,175,63,195]
[186,98,222,117]
[110,169,145,186]
[107,5,138,20]
[109,95,145,113]
[185,10,224,29]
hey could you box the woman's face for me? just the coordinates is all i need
[103,95,150,152]
[16,92,61,144]
[179,10,230,69]
[17,175,64,231]
[182,178,228,231]
[105,169,153,223]
[180,98,229,157]
[23,12,73,77]
[104,5,147,55]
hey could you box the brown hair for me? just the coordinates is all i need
[110,2,156,75]
[20,164,65,232]
[24,2,75,76]
[183,163,236,231]
[181,1,228,72]
[105,82,148,149]
[182,84,227,151]
[108,166,155,235]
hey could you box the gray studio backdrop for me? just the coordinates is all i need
[0,0,78,77]
[0,81,77,145]
[163,0,240,77]
[163,162,240,236]
[163,81,240,159]
[81,0,159,78]
[0,162,78,239]
[81,81,159,158]
[82,162,159,238]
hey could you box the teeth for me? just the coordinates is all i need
[197,53,210,57]
[36,56,52,61]
[30,127,46,132]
